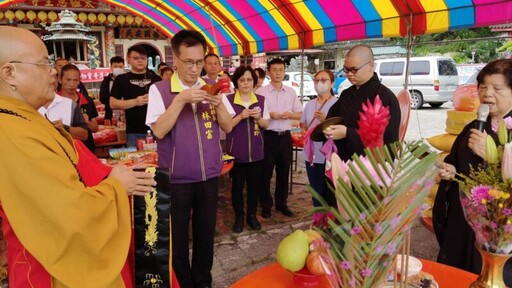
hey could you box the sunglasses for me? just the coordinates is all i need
[342,61,371,74]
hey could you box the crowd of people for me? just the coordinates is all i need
[2,24,512,288]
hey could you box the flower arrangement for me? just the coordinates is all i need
[308,96,438,288]
[457,115,512,254]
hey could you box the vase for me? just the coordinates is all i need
[471,245,512,288]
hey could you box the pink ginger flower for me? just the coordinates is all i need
[357,95,390,148]
[311,212,335,229]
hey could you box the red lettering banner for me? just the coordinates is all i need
[80,68,110,83]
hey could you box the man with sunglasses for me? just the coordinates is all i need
[324,45,400,161]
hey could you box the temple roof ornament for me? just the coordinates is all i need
[42,10,94,42]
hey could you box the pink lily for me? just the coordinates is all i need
[502,143,512,181]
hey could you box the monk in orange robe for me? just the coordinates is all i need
[0,26,156,288]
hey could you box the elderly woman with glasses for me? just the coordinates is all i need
[300,69,338,207]
[434,59,512,285]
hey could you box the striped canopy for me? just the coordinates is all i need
[3,0,512,56]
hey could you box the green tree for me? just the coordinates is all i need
[498,41,512,52]
[399,27,505,63]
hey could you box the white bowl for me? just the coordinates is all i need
[395,255,422,276]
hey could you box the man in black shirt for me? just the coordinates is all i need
[110,45,161,147]
[324,45,400,161]
[99,56,125,121]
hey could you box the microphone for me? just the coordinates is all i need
[475,104,490,132]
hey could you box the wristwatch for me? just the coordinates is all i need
[64,125,70,132]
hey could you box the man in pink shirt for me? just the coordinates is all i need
[255,58,302,218]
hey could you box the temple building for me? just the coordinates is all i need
[0,0,173,70]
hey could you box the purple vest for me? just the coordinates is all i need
[155,81,222,183]
[225,93,265,163]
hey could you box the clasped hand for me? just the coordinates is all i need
[437,162,456,180]
[323,124,346,140]
[135,94,149,106]
[179,89,222,107]
[241,109,261,120]
[52,119,65,130]
[270,111,292,120]
[109,165,156,196]
[313,110,326,122]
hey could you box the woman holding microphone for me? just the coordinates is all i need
[434,59,512,284]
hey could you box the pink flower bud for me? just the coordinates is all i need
[502,143,512,180]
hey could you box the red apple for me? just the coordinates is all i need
[306,252,325,276]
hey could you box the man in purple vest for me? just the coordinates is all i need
[202,53,222,85]
[145,30,234,288]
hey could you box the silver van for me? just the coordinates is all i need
[337,56,459,109]
[374,56,459,109]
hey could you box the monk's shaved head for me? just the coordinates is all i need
[0,26,56,109]
[0,26,45,65]
[346,45,374,64]
[344,45,375,89]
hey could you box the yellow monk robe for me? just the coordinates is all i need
[0,95,131,287]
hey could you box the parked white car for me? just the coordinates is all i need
[283,72,316,100]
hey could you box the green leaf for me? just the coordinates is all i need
[310,141,438,287]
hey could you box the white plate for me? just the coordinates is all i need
[381,279,439,288]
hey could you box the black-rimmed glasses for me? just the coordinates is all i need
[177,56,205,69]
[342,61,371,74]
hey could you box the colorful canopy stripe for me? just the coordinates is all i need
[1,0,512,56]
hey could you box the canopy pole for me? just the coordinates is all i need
[300,31,305,104]
[404,13,413,89]
[403,10,424,139]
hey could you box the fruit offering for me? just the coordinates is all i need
[276,229,326,275]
